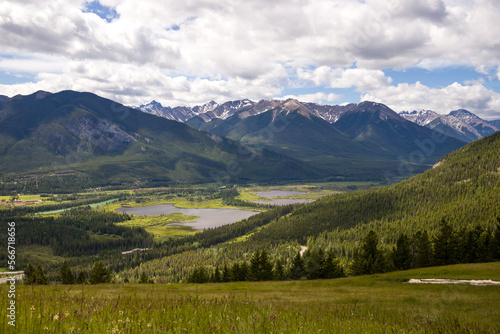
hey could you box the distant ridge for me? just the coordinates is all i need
[0,90,325,191]
[400,109,498,142]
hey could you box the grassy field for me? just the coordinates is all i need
[116,213,199,241]
[2,263,499,333]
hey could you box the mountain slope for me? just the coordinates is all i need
[400,109,498,142]
[333,102,465,160]
[250,131,500,248]
[490,120,500,130]
[186,99,465,179]
[0,90,324,190]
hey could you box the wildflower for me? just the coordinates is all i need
[119,310,124,316]
[269,314,277,320]
[44,326,48,330]
[30,306,35,312]
[53,314,59,321]
[231,325,236,331]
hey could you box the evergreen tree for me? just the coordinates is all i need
[273,258,285,281]
[491,221,500,260]
[23,263,36,285]
[230,263,240,282]
[476,230,492,262]
[433,219,457,265]
[58,261,75,284]
[259,250,274,281]
[288,251,305,280]
[139,272,149,284]
[187,267,209,283]
[213,266,222,283]
[249,250,274,281]
[239,261,250,281]
[350,230,382,275]
[392,234,412,270]
[324,250,345,278]
[76,271,86,284]
[413,230,431,268]
[222,264,230,282]
[89,261,111,284]
[249,250,261,281]
[35,265,48,285]
[306,248,326,280]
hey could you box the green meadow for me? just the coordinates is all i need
[2,262,499,333]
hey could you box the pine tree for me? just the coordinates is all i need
[213,267,222,283]
[249,250,261,281]
[58,261,75,284]
[239,261,250,281]
[23,263,36,285]
[350,230,381,275]
[139,272,149,284]
[288,251,305,280]
[273,258,285,281]
[392,234,412,270]
[89,261,111,284]
[222,264,230,282]
[230,263,240,282]
[35,265,48,285]
[259,250,274,281]
[433,219,457,265]
[476,230,492,262]
[324,250,345,278]
[306,248,326,279]
[413,230,431,268]
[491,221,500,260]
[76,271,86,284]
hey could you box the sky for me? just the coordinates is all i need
[1,0,500,120]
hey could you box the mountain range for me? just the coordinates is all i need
[139,99,467,179]
[399,109,498,142]
[0,91,323,191]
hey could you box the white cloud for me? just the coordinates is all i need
[0,0,498,117]
[298,67,392,91]
[279,92,341,104]
[361,81,500,120]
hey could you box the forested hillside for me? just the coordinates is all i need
[120,132,500,282]
[250,131,500,254]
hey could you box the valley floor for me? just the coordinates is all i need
[2,262,499,333]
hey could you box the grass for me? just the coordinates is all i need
[16,246,69,268]
[2,263,499,333]
[116,213,199,241]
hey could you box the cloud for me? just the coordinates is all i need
[298,67,392,91]
[0,0,498,119]
[361,81,500,120]
[279,92,341,104]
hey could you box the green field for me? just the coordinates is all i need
[2,263,499,333]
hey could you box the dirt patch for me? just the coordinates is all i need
[408,278,500,286]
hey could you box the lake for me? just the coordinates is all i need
[116,204,258,229]
[252,190,313,206]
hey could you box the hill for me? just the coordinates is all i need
[0,91,323,192]
[117,132,500,283]
[186,100,466,179]
[250,131,500,248]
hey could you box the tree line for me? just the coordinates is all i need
[350,219,500,275]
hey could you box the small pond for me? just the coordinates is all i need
[116,204,258,230]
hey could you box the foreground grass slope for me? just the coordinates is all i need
[2,263,499,333]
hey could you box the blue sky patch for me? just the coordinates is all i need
[82,1,119,23]
[384,67,487,89]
